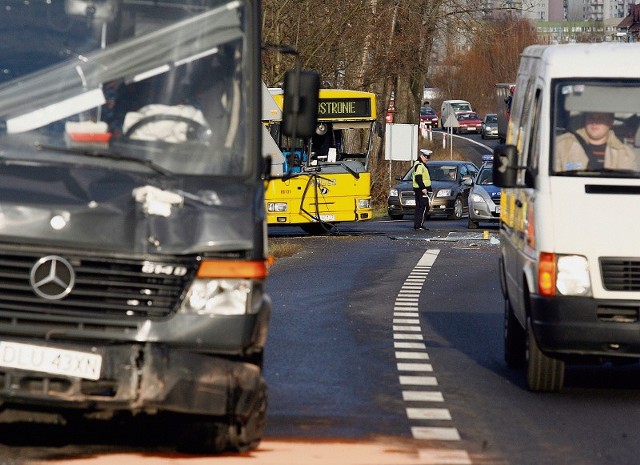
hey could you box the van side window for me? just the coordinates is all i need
[515,81,536,184]
[527,90,542,176]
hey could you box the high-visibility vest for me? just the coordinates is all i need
[412,161,431,188]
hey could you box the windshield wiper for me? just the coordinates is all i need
[35,143,172,176]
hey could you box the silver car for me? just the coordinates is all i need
[481,113,499,139]
[468,161,501,229]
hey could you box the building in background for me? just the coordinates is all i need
[616,4,640,41]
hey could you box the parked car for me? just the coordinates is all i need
[468,158,501,229]
[481,113,499,139]
[388,160,479,220]
[454,111,482,134]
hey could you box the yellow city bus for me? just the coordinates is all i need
[265,88,377,234]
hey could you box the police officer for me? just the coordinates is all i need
[412,149,432,230]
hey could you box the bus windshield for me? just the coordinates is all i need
[552,80,640,177]
[268,89,377,175]
[0,0,250,177]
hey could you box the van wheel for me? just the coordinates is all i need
[448,197,463,220]
[526,318,564,392]
[504,298,526,367]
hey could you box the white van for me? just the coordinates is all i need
[493,43,640,392]
[440,99,472,129]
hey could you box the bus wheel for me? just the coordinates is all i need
[526,317,564,392]
[300,223,334,235]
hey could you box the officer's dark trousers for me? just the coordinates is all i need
[413,189,429,229]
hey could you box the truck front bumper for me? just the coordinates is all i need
[530,294,640,359]
[0,341,263,418]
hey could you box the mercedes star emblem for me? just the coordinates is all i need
[30,255,75,300]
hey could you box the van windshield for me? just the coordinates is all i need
[451,102,471,112]
[552,80,640,177]
[0,0,249,177]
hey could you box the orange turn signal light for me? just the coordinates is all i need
[197,259,269,279]
[538,252,556,297]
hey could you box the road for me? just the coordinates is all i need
[265,219,640,465]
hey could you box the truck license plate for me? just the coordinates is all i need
[0,341,102,380]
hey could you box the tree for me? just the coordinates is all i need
[261,1,538,209]
[430,18,538,116]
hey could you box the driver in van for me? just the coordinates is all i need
[555,111,637,171]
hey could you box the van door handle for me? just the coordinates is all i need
[515,199,523,208]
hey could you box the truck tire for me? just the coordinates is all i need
[175,380,267,453]
[228,378,268,452]
[526,318,565,392]
[504,298,526,368]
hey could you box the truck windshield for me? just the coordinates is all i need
[552,80,640,177]
[0,0,249,176]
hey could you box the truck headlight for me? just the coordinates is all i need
[556,255,591,296]
[267,202,288,212]
[539,253,591,297]
[181,279,252,316]
[389,188,398,197]
[179,259,269,316]
[358,199,371,208]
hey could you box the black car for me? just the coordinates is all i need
[388,160,479,220]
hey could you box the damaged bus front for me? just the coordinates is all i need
[0,0,317,452]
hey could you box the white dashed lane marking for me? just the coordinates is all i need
[393,249,472,465]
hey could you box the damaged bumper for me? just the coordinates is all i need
[0,341,264,418]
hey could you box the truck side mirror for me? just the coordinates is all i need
[281,69,320,139]
[493,144,518,187]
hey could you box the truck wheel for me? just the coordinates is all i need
[448,197,463,220]
[526,318,564,392]
[504,298,526,368]
[175,379,267,453]
[176,419,230,454]
[228,378,268,452]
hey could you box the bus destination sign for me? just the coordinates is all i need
[318,98,371,119]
